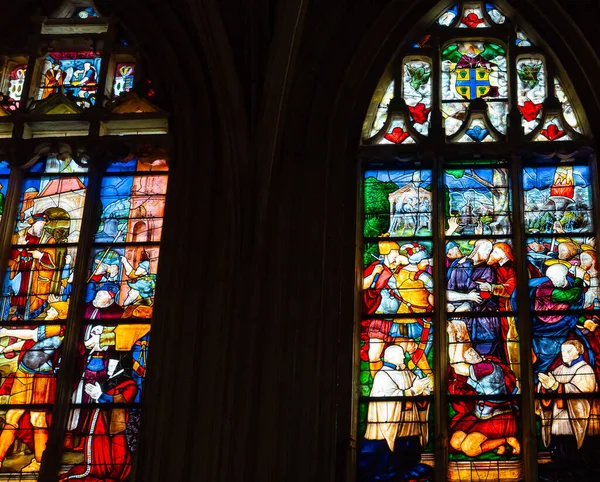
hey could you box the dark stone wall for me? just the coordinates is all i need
[1,1,600,481]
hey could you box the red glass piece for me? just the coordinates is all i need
[408,103,432,124]
[417,34,431,48]
[461,12,485,28]
[518,100,543,122]
[384,127,410,144]
[541,123,566,141]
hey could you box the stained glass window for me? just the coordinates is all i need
[361,169,435,480]
[37,52,102,107]
[59,155,167,478]
[0,1,169,479]
[113,63,135,98]
[359,2,594,482]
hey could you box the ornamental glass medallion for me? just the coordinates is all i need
[113,63,135,98]
[403,60,432,136]
[441,41,507,139]
[6,64,27,110]
[517,56,546,134]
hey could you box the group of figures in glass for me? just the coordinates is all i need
[358,0,598,480]
[0,154,167,479]
[3,52,135,112]
[359,162,600,481]
[0,0,166,479]
[4,53,135,112]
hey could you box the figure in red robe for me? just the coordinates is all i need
[478,242,520,377]
[41,62,63,99]
[449,347,520,457]
[0,315,65,472]
[362,236,405,377]
[8,213,56,319]
[60,355,137,481]
[83,283,125,320]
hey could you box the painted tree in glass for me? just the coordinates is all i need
[359,2,597,481]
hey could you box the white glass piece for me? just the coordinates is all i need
[442,102,468,136]
[554,77,582,134]
[370,81,394,137]
[487,102,508,134]
[516,30,533,47]
[486,4,506,24]
[438,5,458,26]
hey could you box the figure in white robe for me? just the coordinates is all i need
[360,345,433,481]
[365,345,432,449]
[537,339,598,449]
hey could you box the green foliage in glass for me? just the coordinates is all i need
[364,176,397,239]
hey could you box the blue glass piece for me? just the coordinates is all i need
[466,125,489,142]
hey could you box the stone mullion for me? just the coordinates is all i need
[38,161,103,482]
[432,157,449,482]
[510,153,538,482]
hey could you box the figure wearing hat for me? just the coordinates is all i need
[86,324,151,403]
[363,235,408,378]
[86,249,121,303]
[0,301,68,472]
[389,245,435,376]
[60,352,137,481]
[121,251,156,319]
[83,282,125,320]
[8,212,57,320]
[41,60,64,99]
[394,244,434,315]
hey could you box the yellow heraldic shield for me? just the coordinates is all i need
[455,67,492,100]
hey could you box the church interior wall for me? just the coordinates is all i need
[1,0,600,480]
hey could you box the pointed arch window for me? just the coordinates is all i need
[358,3,597,481]
[0,1,169,480]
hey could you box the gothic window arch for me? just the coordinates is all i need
[0,1,169,479]
[358,3,598,481]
